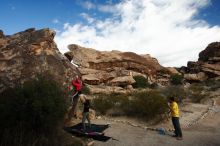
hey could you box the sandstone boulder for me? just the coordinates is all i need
[201,63,220,76]
[109,76,136,87]
[184,42,220,81]
[166,67,181,75]
[184,72,207,81]
[65,44,171,87]
[199,42,220,62]
[187,61,201,73]
[79,68,116,85]
[87,85,126,94]
[82,74,101,85]
[0,28,80,93]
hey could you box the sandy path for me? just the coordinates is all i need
[93,98,220,146]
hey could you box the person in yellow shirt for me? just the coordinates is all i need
[168,97,183,140]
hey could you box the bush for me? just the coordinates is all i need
[92,93,128,115]
[132,75,149,88]
[127,90,168,121]
[160,85,187,103]
[91,95,113,115]
[188,83,208,103]
[0,76,67,146]
[170,74,183,85]
[92,90,168,122]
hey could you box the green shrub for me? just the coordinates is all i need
[91,93,128,115]
[127,90,168,121]
[0,76,67,146]
[160,85,186,103]
[170,74,183,85]
[188,83,208,103]
[92,95,113,115]
[92,91,168,122]
[132,75,149,88]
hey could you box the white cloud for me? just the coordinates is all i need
[81,1,96,10]
[79,1,117,13]
[52,19,59,24]
[55,0,220,67]
[106,0,113,5]
[80,13,95,24]
[97,4,116,13]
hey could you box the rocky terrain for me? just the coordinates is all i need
[2,28,219,95]
[0,28,220,146]
[180,42,220,82]
[1,28,219,94]
[0,28,80,93]
[64,42,220,94]
[64,44,179,93]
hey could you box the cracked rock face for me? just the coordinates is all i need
[0,28,80,93]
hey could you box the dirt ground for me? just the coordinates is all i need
[93,97,220,146]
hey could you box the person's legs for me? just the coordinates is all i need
[86,112,91,128]
[172,117,183,139]
[71,91,79,104]
[82,112,86,131]
[172,117,178,137]
[72,91,79,116]
[175,118,183,138]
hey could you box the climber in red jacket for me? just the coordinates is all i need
[71,76,82,102]
[72,78,82,92]
[69,75,82,118]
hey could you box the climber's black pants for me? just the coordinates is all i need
[172,117,182,137]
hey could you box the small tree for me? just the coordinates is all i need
[132,75,149,88]
[170,74,183,85]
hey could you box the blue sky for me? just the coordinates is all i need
[0,0,120,34]
[198,0,220,25]
[0,0,220,67]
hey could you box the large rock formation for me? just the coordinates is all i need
[64,44,175,90]
[0,28,80,93]
[199,42,220,62]
[181,42,220,82]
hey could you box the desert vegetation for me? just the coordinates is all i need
[132,75,149,88]
[91,77,219,122]
[160,85,187,103]
[92,90,168,122]
[0,76,82,146]
[170,73,184,85]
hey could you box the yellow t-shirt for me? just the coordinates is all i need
[170,101,179,117]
